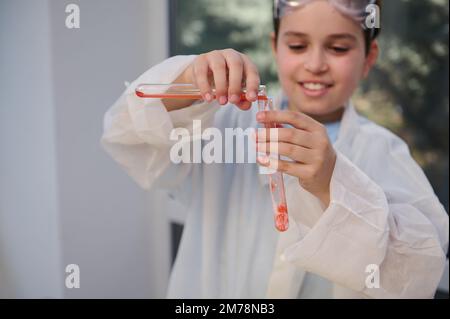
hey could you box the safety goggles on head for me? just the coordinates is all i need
[273,0,378,38]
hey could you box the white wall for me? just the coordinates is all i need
[0,0,170,298]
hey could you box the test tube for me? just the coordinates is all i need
[135,83,268,101]
[258,97,289,232]
[135,83,289,232]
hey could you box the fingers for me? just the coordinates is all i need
[208,51,228,105]
[257,155,310,177]
[256,110,324,132]
[241,54,260,102]
[256,128,314,149]
[256,142,313,164]
[191,49,260,108]
[192,54,213,101]
[223,49,244,104]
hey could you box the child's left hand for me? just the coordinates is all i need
[256,110,337,207]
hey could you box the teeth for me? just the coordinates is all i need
[303,83,327,91]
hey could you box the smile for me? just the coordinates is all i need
[299,82,333,97]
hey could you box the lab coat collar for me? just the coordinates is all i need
[334,101,360,152]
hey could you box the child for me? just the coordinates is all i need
[101,0,448,298]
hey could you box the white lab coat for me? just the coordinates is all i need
[101,55,449,299]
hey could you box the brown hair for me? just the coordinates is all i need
[273,0,382,55]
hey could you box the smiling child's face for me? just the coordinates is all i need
[271,1,378,122]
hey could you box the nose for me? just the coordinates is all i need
[304,48,328,74]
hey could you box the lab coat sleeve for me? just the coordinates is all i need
[100,55,220,190]
[283,132,449,299]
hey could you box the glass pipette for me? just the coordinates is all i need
[135,83,268,101]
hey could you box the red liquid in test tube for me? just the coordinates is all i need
[258,97,289,232]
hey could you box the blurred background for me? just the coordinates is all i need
[0,0,448,298]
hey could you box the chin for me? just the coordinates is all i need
[293,100,336,115]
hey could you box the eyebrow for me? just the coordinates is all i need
[282,31,357,42]
[328,33,358,42]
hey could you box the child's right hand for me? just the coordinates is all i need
[180,49,261,111]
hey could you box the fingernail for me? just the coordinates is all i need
[249,91,257,100]
[219,96,228,105]
[205,93,212,101]
[228,94,238,104]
